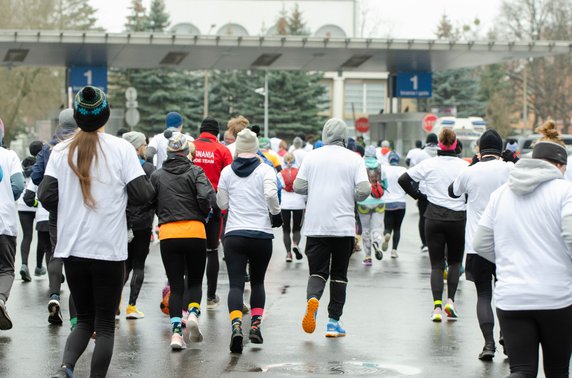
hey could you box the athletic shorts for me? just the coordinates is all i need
[465,254,496,283]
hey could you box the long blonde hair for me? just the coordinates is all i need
[67,131,100,209]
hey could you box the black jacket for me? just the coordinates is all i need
[150,155,215,226]
[127,161,155,230]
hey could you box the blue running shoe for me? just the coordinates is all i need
[325,319,346,338]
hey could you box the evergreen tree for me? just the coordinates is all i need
[288,4,307,35]
[53,0,98,30]
[145,0,169,32]
[125,0,147,32]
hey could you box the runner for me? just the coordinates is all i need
[290,137,307,168]
[259,137,282,172]
[217,128,282,353]
[356,146,386,266]
[17,140,43,281]
[39,86,154,377]
[449,129,511,360]
[294,118,370,337]
[147,112,194,169]
[0,117,25,331]
[192,117,233,310]
[399,128,468,322]
[382,151,407,259]
[23,181,50,281]
[150,130,215,350]
[405,140,423,167]
[474,121,572,376]
[277,153,305,262]
[122,131,155,320]
[414,133,439,253]
[225,115,249,157]
[376,140,392,166]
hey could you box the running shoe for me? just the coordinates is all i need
[35,266,46,276]
[170,332,186,351]
[478,343,495,361]
[126,305,144,319]
[230,320,243,353]
[249,318,263,344]
[0,299,13,330]
[115,299,121,320]
[70,317,77,331]
[391,249,399,258]
[48,296,63,325]
[444,299,459,321]
[325,319,346,337]
[292,245,303,260]
[372,242,383,261]
[20,265,32,282]
[362,257,372,266]
[421,245,428,253]
[460,265,465,275]
[286,252,293,263]
[242,304,250,314]
[186,312,203,342]
[381,233,391,252]
[50,365,73,378]
[207,295,220,310]
[499,335,508,356]
[302,297,319,334]
[443,268,448,280]
[353,237,362,253]
[431,307,443,322]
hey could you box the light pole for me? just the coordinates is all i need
[254,71,269,138]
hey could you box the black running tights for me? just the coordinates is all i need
[281,209,303,252]
[36,230,51,269]
[384,208,406,250]
[125,229,151,306]
[18,211,35,266]
[497,305,572,378]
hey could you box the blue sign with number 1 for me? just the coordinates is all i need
[69,66,107,94]
[395,72,432,98]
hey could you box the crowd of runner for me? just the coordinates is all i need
[0,85,570,377]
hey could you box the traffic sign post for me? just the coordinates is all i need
[422,113,437,133]
[355,117,369,134]
[125,87,140,128]
[394,72,432,98]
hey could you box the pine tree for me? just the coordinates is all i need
[53,0,98,30]
[145,0,169,32]
[125,0,147,32]
[288,4,307,35]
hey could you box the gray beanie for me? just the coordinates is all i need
[122,131,146,150]
[235,129,259,155]
[322,118,347,146]
[55,108,78,140]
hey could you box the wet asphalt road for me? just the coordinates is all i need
[0,198,545,377]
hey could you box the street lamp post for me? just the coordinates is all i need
[255,71,269,138]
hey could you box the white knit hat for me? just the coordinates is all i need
[235,129,259,155]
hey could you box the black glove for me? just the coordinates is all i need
[501,149,518,163]
[271,213,283,228]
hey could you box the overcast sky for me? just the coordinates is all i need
[91,0,503,39]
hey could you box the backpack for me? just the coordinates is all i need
[282,167,299,192]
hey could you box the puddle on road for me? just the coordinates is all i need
[251,361,422,375]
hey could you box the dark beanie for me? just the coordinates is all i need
[426,133,438,145]
[73,86,110,132]
[29,141,43,157]
[251,125,261,137]
[479,129,503,156]
[200,117,220,136]
[532,141,568,165]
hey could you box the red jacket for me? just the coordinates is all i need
[193,132,233,191]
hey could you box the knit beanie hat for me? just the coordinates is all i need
[364,145,377,158]
[165,112,183,129]
[388,151,400,165]
[506,140,519,153]
[479,129,503,156]
[56,108,78,140]
[73,86,110,132]
[164,129,189,155]
[322,118,347,146]
[259,137,271,150]
[426,133,438,145]
[235,129,259,155]
[200,117,219,136]
[381,140,390,148]
[29,141,44,157]
[122,131,146,150]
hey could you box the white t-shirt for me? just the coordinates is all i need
[45,133,145,261]
[479,179,572,311]
[219,163,277,235]
[292,148,307,168]
[270,137,282,153]
[298,145,368,237]
[226,142,236,159]
[0,148,22,236]
[407,156,468,211]
[407,148,429,167]
[383,165,407,204]
[18,177,37,212]
[149,131,194,169]
[25,180,48,222]
[452,159,512,254]
[376,148,390,166]
[277,171,306,210]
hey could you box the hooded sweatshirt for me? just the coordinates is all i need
[474,158,572,311]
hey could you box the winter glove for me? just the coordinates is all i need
[271,213,283,228]
[371,182,384,199]
[501,149,518,163]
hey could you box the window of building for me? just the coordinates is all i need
[318,80,333,116]
[344,80,386,118]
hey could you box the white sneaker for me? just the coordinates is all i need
[186,312,203,342]
[421,245,428,253]
[170,333,186,350]
[381,233,391,252]
[391,249,399,258]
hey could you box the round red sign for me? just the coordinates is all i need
[355,117,369,133]
[422,113,437,133]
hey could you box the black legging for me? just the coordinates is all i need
[425,218,465,302]
[281,209,303,252]
[417,198,428,246]
[384,208,406,250]
[497,305,572,378]
[62,257,124,377]
[124,229,151,306]
[205,208,222,299]
[36,230,51,269]
[18,211,35,266]
[224,236,272,313]
[160,238,206,319]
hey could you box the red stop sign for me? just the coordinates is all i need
[422,113,437,133]
[355,117,369,133]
